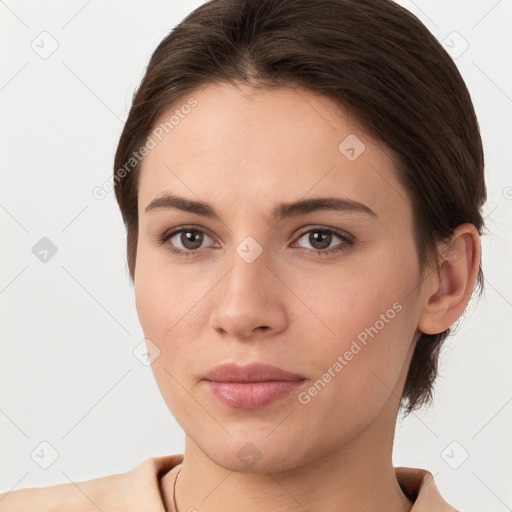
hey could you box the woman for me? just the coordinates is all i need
[0,0,485,510]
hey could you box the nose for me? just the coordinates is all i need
[209,246,288,341]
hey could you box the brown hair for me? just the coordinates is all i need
[113,0,486,415]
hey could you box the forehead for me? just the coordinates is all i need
[138,83,411,224]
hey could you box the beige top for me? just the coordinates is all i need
[0,454,458,511]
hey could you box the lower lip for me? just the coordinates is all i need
[204,380,305,409]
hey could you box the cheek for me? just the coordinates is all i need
[134,240,213,340]
[133,250,209,427]
[295,247,416,343]
[133,243,220,414]
[294,250,419,409]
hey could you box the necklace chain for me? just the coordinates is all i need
[172,467,182,512]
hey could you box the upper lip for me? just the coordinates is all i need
[203,362,305,383]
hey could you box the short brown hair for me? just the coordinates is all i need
[113,0,486,415]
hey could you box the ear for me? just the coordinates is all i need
[418,223,481,335]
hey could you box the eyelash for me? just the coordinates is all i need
[156,225,354,258]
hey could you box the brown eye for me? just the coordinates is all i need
[158,227,216,255]
[178,230,205,250]
[307,230,332,250]
[293,227,354,256]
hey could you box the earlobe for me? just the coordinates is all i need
[418,224,481,335]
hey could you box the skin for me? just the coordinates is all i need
[134,82,480,512]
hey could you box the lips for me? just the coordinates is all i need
[203,362,305,383]
[202,362,306,409]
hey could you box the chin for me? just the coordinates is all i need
[193,429,314,475]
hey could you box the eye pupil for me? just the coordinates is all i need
[182,230,203,250]
[310,230,331,249]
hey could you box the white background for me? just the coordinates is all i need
[0,1,511,510]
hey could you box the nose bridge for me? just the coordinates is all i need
[224,208,271,292]
[211,236,286,339]
[225,239,270,308]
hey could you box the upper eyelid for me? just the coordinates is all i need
[163,225,216,242]
[295,225,352,239]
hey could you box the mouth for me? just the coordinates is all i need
[202,362,306,409]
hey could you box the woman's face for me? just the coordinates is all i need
[135,83,427,472]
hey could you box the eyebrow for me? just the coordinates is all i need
[144,193,377,220]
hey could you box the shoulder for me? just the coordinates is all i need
[0,454,183,512]
[0,471,125,512]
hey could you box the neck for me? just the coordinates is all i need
[169,414,413,512]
